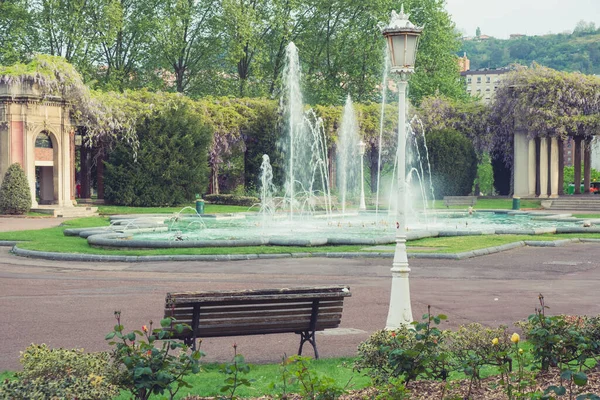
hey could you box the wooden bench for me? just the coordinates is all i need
[164,285,351,359]
[443,196,477,208]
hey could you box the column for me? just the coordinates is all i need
[558,139,564,195]
[539,137,548,198]
[584,138,592,194]
[550,137,559,198]
[574,137,582,194]
[513,131,529,197]
[528,138,536,196]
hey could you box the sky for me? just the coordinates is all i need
[445,0,600,39]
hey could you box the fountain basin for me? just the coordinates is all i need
[64,210,600,250]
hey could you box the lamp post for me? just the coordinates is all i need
[382,5,423,329]
[358,140,367,211]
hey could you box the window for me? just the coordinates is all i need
[477,77,482,83]
[467,77,472,83]
[35,133,53,148]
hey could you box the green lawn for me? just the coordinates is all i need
[112,357,367,399]
[0,216,598,256]
[431,198,542,210]
[574,214,600,219]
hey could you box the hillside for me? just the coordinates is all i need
[459,30,600,74]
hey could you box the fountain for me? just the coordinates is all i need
[59,42,598,251]
[281,42,332,218]
[337,95,361,214]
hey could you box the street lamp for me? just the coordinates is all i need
[382,5,422,329]
[358,140,367,211]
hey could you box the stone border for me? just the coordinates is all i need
[10,238,600,263]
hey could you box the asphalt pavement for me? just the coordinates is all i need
[1,232,599,371]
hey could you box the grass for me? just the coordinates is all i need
[406,233,600,253]
[574,214,600,219]
[431,198,542,210]
[114,357,368,400]
[1,216,599,256]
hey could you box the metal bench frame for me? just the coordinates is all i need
[164,286,351,359]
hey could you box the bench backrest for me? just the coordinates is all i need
[164,286,351,339]
[443,196,477,206]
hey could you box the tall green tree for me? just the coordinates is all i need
[91,0,158,90]
[0,0,32,64]
[152,0,220,93]
[221,0,272,97]
[30,0,99,75]
[401,0,467,105]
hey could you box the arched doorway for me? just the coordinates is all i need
[34,131,57,204]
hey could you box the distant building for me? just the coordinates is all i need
[461,68,512,103]
[477,34,492,40]
[509,33,526,39]
[457,53,470,72]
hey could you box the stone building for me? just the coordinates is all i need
[461,68,512,103]
[0,81,76,210]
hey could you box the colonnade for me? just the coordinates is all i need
[513,131,593,198]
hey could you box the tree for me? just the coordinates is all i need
[400,0,468,105]
[91,0,158,91]
[30,0,99,76]
[0,0,33,65]
[424,129,477,198]
[476,26,481,37]
[0,163,32,215]
[151,0,220,93]
[221,0,272,97]
[104,104,212,206]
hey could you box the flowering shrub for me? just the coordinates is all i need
[0,344,119,399]
[106,311,203,400]
[447,323,511,395]
[355,307,450,385]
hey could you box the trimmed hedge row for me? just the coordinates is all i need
[203,194,259,207]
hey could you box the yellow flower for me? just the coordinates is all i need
[518,348,524,355]
[492,338,499,346]
[88,373,104,387]
[511,333,520,344]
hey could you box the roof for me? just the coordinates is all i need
[461,68,512,76]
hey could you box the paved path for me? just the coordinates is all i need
[0,217,70,232]
[1,241,599,371]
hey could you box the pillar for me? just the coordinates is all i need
[574,137,582,194]
[528,138,536,196]
[550,137,559,198]
[558,139,564,195]
[80,142,91,198]
[539,137,548,198]
[584,138,592,194]
[96,151,105,200]
[513,131,529,197]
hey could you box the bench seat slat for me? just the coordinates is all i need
[168,294,348,307]
[168,307,344,321]
[173,313,342,328]
[166,301,344,315]
[169,321,341,339]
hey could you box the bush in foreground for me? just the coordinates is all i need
[0,163,31,214]
[0,344,119,399]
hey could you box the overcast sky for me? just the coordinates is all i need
[445,0,600,39]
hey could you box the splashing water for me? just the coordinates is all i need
[337,95,360,214]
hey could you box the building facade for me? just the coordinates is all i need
[0,81,75,208]
[461,68,512,103]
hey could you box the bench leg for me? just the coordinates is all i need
[183,337,196,351]
[298,331,319,359]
